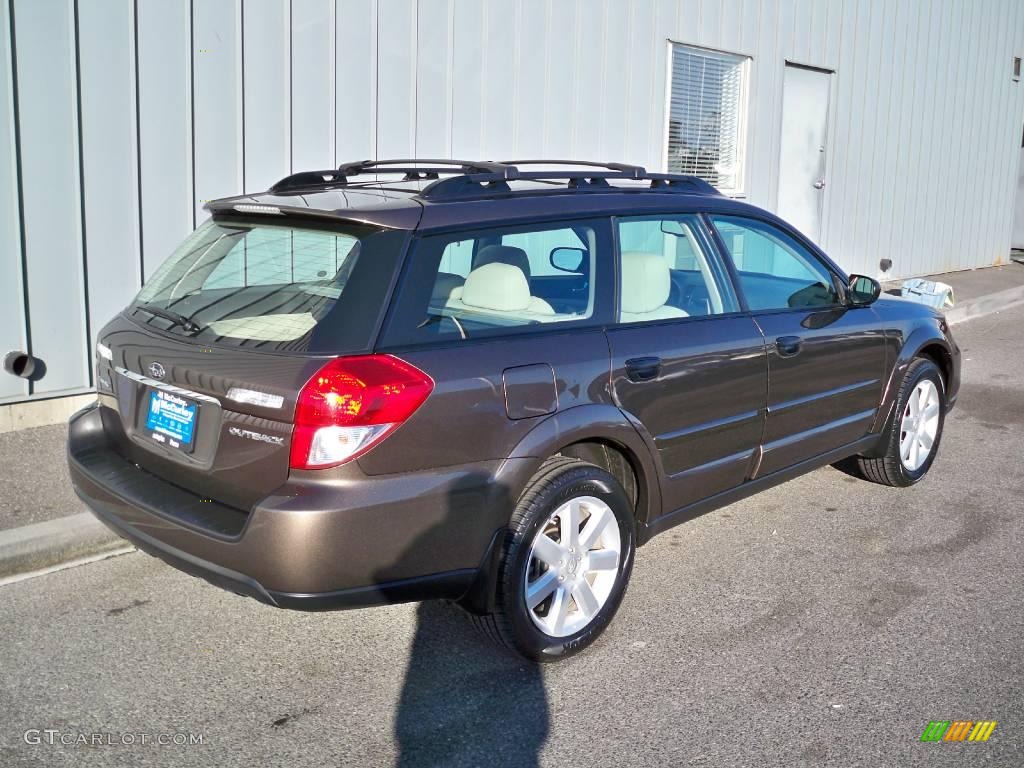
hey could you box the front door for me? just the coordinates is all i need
[607,214,767,516]
[709,215,887,477]
[777,63,831,243]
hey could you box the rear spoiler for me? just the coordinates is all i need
[203,197,420,230]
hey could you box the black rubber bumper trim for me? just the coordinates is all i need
[268,569,478,612]
[81,488,477,611]
[81,490,280,607]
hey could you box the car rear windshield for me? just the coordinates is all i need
[129,218,406,353]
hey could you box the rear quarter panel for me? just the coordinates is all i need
[358,329,613,475]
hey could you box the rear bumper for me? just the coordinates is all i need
[68,403,518,610]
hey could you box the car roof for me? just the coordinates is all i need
[204,160,772,232]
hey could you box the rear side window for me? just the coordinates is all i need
[383,220,609,346]
[710,215,840,310]
[130,219,405,353]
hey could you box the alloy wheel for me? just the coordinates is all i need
[523,495,621,638]
[899,379,941,471]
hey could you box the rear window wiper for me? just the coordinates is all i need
[135,303,202,335]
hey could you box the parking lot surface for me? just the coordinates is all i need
[2,304,1022,767]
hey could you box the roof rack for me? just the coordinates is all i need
[269,159,514,193]
[268,158,719,198]
[337,158,513,177]
[497,159,647,178]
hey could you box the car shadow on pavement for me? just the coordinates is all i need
[393,601,549,767]
[378,473,550,768]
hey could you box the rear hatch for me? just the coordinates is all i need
[94,216,407,510]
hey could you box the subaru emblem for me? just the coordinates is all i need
[148,362,166,380]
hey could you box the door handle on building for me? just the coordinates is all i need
[813,179,826,189]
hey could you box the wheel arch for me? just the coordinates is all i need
[459,405,664,615]
[870,325,955,437]
[557,439,643,524]
[916,342,953,391]
[502,404,664,528]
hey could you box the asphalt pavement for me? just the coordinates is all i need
[1,305,1022,767]
[0,424,81,530]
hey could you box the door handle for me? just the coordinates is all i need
[812,179,826,190]
[625,356,662,382]
[775,336,803,357]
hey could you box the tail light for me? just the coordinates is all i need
[289,355,433,470]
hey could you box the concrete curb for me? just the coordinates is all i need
[946,283,1024,325]
[0,512,131,581]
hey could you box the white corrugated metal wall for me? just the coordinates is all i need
[2,0,1023,403]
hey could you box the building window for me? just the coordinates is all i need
[665,43,750,194]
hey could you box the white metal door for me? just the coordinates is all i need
[777,64,831,244]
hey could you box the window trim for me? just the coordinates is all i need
[663,40,752,197]
[377,217,616,351]
[705,213,850,315]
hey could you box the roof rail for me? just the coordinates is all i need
[420,167,719,199]
[269,169,348,193]
[268,158,719,198]
[269,159,516,193]
[337,158,513,177]
[497,159,647,179]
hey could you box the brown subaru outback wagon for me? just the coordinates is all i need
[68,159,960,660]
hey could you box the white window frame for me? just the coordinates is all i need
[662,41,752,197]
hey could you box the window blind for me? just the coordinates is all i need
[666,44,748,193]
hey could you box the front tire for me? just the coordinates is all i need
[474,457,635,662]
[853,357,946,487]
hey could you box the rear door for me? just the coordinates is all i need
[606,214,767,515]
[709,215,887,476]
[373,217,615,475]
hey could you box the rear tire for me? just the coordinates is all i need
[851,357,945,487]
[472,456,635,662]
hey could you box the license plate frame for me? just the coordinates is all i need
[143,388,199,453]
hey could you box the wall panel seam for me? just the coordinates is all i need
[5,0,31,386]
[188,0,195,228]
[71,0,91,383]
[239,0,245,191]
[445,0,454,157]
[8,0,33,394]
[131,0,143,286]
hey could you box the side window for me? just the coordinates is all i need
[616,215,738,322]
[500,228,587,277]
[383,220,606,346]
[710,216,840,310]
[438,239,473,278]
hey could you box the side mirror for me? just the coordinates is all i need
[550,247,586,273]
[847,274,881,306]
